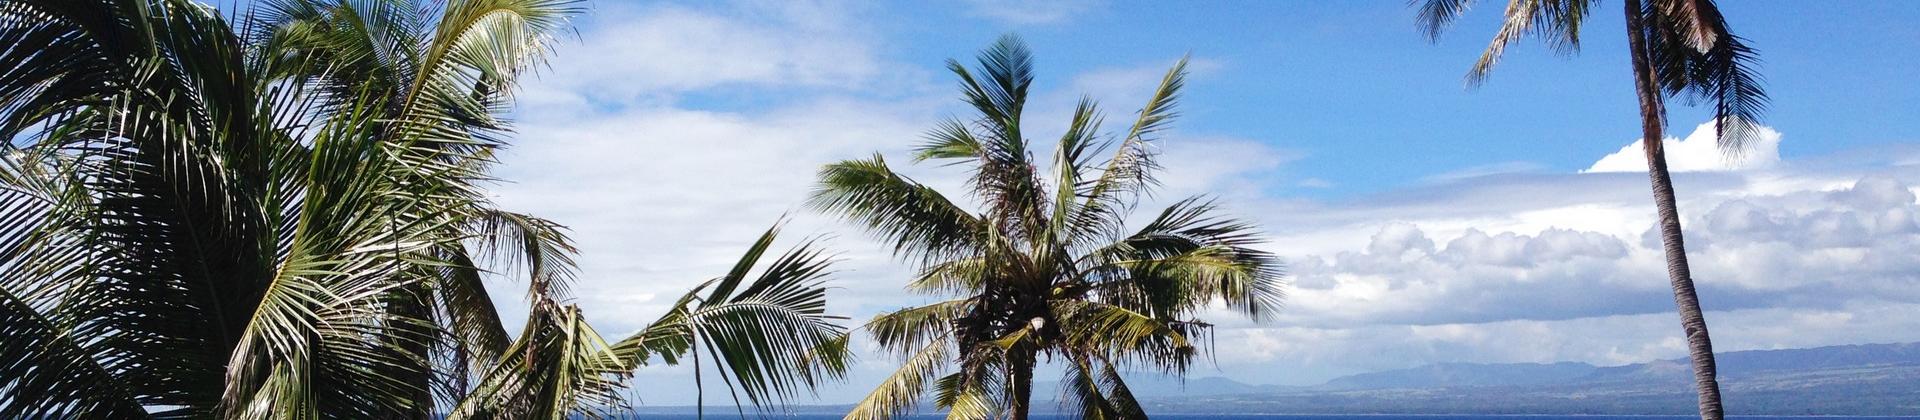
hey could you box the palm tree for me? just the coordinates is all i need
[1413,1,1767,419]
[0,0,848,418]
[816,35,1286,420]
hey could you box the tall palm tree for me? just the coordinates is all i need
[0,0,848,418]
[816,36,1286,420]
[1413,1,1766,419]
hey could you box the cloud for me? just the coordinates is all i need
[1220,301,1920,377]
[517,1,916,114]
[1585,120,1784,173]
[492,2,1920,397]
[961,0,1107,25]
[1202,128,1920,384]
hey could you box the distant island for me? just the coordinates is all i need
[640,342,1920,416]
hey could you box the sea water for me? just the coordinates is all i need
[604,416,1917,420]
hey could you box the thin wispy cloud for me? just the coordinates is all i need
[961,0,1107,25]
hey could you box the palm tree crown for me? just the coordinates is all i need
[816,35,1286,420]
[0,0,848,418]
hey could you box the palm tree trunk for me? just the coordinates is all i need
[1009,348,1037,420]
[1624,1,1726,419]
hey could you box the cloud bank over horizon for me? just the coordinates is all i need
[482,0,1920,404]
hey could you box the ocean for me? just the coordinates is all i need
[610,416,1917,420]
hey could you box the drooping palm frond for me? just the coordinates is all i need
[1413,0,1477,41]
[1079,197,1286,320]
[1634,0,1767,154]
[813,154,986,265]
[1427,0,1591,86]
[846,338,953,420]
[448,303,631,420]
[1418,0,1767,155]
[0,288,149,418]
[607,224,852,410]
[867,299,967,355]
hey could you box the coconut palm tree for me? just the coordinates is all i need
[1412,1,1767,419]
[0,0,848,418]
[816,36,1286,420]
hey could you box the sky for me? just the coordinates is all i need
[458,0,1920,405]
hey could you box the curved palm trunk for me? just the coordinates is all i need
[1009,348,1037,420]
[1624,1,1725,419]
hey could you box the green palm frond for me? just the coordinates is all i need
[812,154,985,264]
[0,288,148,418]
[821,36,1284,420]
[1,0,850,417]
[1419,0,1766,154]
[1068,57,1188,248]
[1458,0,1591,86]
[469,209,579,302]
[449,304,630,420]
[608,224,851,410]
[1414,0,1477,41]
[1078,197,1286,320]
[932,353,1006,420]
[868,299,967,354]
[1636,0,1767,153]
[846,338,953,420]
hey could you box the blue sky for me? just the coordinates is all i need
[599,0,1920,197]
[424,0,1920,405]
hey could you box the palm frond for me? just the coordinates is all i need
[607,225,852,409]
[812,155,984,264]
[845,338,952,420]
[1638,0,1767,155]
[1413,0,1478,41]
[1070,57,1188,248]
[1461,0,1590,86]
[448,304,630,420]
[1078,197,1286,320]
[0,288,149,418]
[867,299,967,356]
[469,208,579,302]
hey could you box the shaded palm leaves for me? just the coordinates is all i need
[0,0,847,418]
[449,223,851,420]
[1414,0,1768,151]
[818,36,1285,420]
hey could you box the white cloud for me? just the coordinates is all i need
[1221,301,1920,378]
[517,1,913,114]
[1269,166,1920,327]
[1585,120,1784,173]
[1205,130,1920,384]
[961,0,1107,25]
[488,3,1920,398]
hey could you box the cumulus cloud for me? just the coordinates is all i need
[1220,140,1920,384]
[1279,172,1920,328]
[1585,120,1783,173]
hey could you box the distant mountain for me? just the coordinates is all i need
[1320,361,1599,390]
[1031,374,1292,400]
[1122,342,1920,416]
[651,342,1920,415]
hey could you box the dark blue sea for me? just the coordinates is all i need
[609,416,1916,420]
